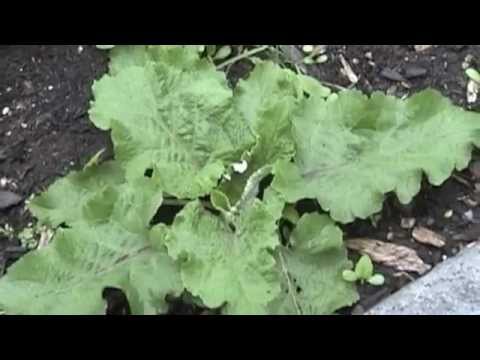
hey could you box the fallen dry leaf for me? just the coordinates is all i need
[412,226,446,248]
[347,238,431,275]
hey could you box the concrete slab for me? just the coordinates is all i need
[366,242,480,315]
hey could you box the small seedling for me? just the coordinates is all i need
[343,255,385,286]
[466,68,480,84]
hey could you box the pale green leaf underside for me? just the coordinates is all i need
[273,90,480,223]
[269,214,358,315]
[158,200,281,315]
[90,46,254,198]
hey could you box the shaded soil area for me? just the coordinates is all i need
[1,45,480,314]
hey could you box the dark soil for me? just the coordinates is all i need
[1,45,480,315]
[307,45,480,110]
[0,45,111,268]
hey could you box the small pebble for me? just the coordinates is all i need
[470,161,480,179]
[302,45,314,53]
[47,85,54,91]
[20,123,28,129]
[467,80,479,104]
[380,68,405,82]
[316,54,329,64]
[404,65,427,79]
[365,52,373,60]
[0,191,23,210]
[2,107,10,116]
[453,45,467,51]
[444,209,454,219]
[414,45,433,52]
[463,210,474,222]
[5,131,12,137]
[464,198,478,207]
[386,85,397,96]
[463,54,474,70]
[401,218,416,229]
[78,46,84,54]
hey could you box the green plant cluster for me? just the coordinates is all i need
[1,45,479,315]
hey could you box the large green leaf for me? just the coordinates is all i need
[273,90,480,223]
[29,162,125,227]
[219,62,330,203]
[90,46,254,198]
[154,199,282,315]
[269,213,358,315]
[0,164,182,315]
[0,224,181,315]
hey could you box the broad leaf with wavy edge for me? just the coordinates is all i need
[219,62,331,203]
[90,46,254,199]
[0,164,182,315]
[29,162,125,227]
[269,213,358,315]
[153,199,282,315]
[273,90,480,223]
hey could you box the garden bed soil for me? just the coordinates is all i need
[1,45,480,315]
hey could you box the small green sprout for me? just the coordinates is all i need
[343,255,385,286]
[466,68,480,84]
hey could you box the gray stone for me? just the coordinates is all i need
[404,65,428,79]
[0,191,23,210]
[380,68,405,82]
[366,242,480,315]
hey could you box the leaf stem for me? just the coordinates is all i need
[162,198,216,212]
[278,250,302,315]
[216,46,270,70]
